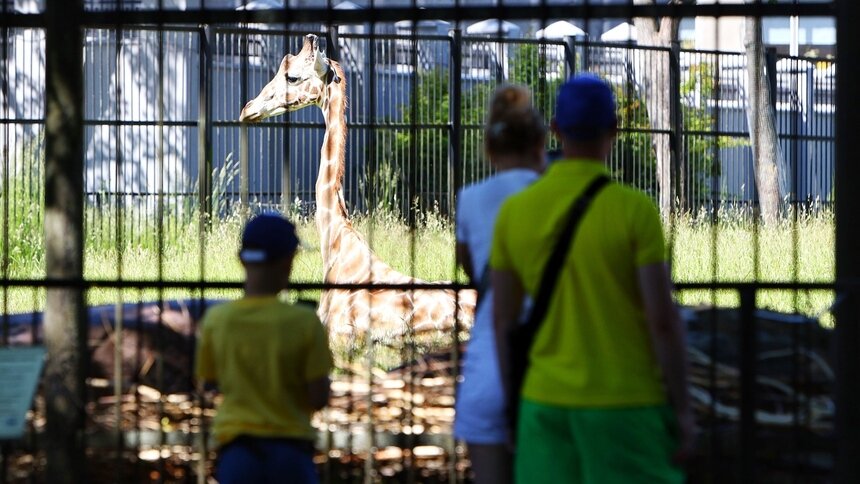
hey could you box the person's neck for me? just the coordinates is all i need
[560,148,606,162]
[243,272,285,298]
[244,286,280,298]
[491,155,535,172]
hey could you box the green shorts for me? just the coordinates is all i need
[515,399,685,484]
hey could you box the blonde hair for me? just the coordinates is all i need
[484,84,547,156]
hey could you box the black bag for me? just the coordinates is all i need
[505,175,610,436]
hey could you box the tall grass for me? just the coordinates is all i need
[669,208,835,325]
[2,172,836,322]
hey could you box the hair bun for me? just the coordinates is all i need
[488,85,532,124]
[484,84,547,157]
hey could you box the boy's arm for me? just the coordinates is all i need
[194,319,217,391]
[492,268,525,401]
[637,262,694,463]
[456,242,475,283]
[305,319,333,411]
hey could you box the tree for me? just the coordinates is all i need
[373,67,492,219]
[744,8,787,224]
[632,0,686,218]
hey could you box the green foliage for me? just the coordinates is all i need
[608,62,749,201]
[1,134,45,276]
[613,82,659,193]
[385,43,568,219]
[508,43,563,119]
[380,66,493,219]
[358,156,401,215]
[681,62,747,203]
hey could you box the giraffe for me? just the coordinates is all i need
[240,34,476,335]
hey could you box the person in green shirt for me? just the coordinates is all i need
[196,213,332,484]
[490,74,694,483]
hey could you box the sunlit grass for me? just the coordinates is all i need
[670,208,835,323]
[2,203,836,323]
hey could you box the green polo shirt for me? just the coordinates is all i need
[490,159,667,407]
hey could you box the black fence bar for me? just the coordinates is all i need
[198,24,213,221]
[738,287,758,482]
[835,0,860,482]
[449,28,462,222]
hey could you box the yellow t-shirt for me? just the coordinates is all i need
[490,159,667,407]
[195,296,333,445]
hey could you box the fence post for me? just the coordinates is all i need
[669,40,684,212]
[44,1,87,483]
[198,25,213,223]
[563,35,577,77]
[765,47,778,114]
[738,287,758,483]
[239,27,249,213]
[448,29,462,218]
[326,25,340,66]
[835,1,860,482]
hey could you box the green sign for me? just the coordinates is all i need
[0,347,46,441]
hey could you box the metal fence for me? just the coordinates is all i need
[0,25,839,244]
[1,0,856,483]
[0,280,841,483]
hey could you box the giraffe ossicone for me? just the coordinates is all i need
[240,34,476,335]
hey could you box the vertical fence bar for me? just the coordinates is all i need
[44,1,86,482]
[563,35,576,77]
[239,26,249,212]
[738,286,757,482]
[765,47,778,117]
[1,0,9,357]
[448,28,462,222]
[669,40,684,212]
[836,1,860,482]
[198,25,213,223]
[447,27,463,483]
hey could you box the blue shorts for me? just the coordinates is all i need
[217,435,318,484]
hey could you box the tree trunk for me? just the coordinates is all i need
[44,1,87,482]
[744,15,786,224]
[633,1,685,218]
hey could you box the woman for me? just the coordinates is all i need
[454,84,547,484]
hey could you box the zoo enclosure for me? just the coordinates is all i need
[2,1,859,483]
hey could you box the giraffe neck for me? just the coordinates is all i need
[316,63,349,268]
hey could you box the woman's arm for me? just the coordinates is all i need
[456,241,476,283]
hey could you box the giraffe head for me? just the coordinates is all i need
[239,34,341,123]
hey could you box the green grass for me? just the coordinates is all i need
[669,209,835,325]
[1,201,835,324]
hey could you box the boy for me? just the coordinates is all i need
[196,213,332,484]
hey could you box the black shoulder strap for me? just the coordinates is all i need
[524,175,611,329]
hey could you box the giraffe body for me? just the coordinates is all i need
[240,34,476,335]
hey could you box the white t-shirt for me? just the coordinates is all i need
[453,168,539,444]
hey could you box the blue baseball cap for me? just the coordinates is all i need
[239,213,300,263]
[555,74,618,141]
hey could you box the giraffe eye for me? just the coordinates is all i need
[287,76,300,84]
